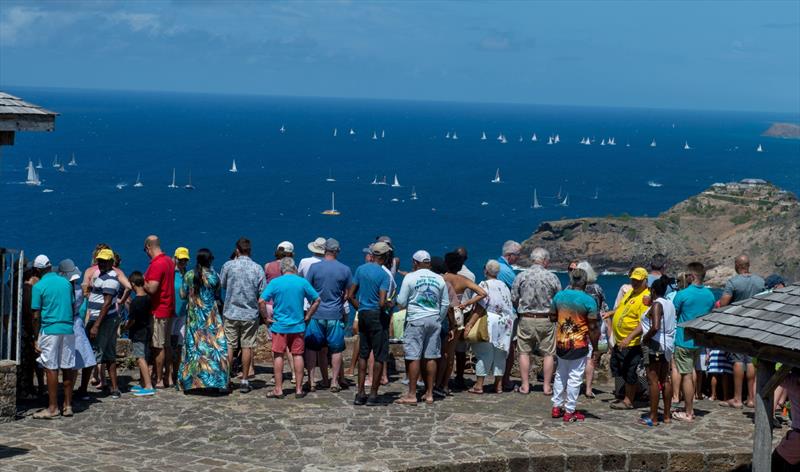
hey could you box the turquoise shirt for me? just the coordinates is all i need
[498,256,516,289]
[174,269,187,317]
[31,272,74,335]
[352,263,390,311]
[260,274,319,334]
[673,284,716,349]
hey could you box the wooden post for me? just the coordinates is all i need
[753,360,775,472]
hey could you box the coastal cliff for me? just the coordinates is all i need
[520,180,800,286]
[763,122,800,139]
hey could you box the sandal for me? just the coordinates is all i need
[468,388,484,395]
[671,411,694,422]
[610,401,635,410]
[265,390,284,399]
[62,406,74,417]
[637,417,655,427]
[719,401,743,409]
[33,409,60,420]
[394,397,418,405]
[295,391,308,399]
[514,386,530,395]
[330,385,342,393]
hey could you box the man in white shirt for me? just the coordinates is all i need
[395,250,449,405]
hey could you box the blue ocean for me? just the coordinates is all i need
[2,87,799,295]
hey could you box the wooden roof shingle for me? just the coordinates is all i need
[0,92,58,134]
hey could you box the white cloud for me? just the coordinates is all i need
[0,7,48,45]
[107,12,164,35]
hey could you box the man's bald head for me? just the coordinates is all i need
[734,254,750,274]
[145,235,161,249]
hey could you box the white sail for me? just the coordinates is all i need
[650,139,657,147]
[554,134,560,143]
[381,130,385,139]
[518,136,523,142]
[600,139,606,146]
[372,131,378,140]
[333,128,338,137]
[185,171,194,190]
[36,158,43,169]
[134,172,143,187]
[391,174,401,187]
[547,136,553,145]
[491,168,501,183]
[168,168,178,188]
[756,144,763,152]
[532,189,542,209]
[592,187,599,200]
[280,124,286,133]
[371,175,379,185]
[58,163,66,173]
[452,132,458,140]
[26,160,40,186]
[609,137,616,146]
[557,186,562,200]
[349,128,355,135]
[52,155,59,168]
[446,132,451,139]
[322,192,340,215]
[684,141,691,150]
[500,135,507,144]
[326,169,336,182]
[559,193,569,207]
[68,153,77,166]
[481,131,487,140]
[532,133,538,142]
[410,186,418,200]
[497,133,503,141]
[584,137,592,145]
[229,160,238,173]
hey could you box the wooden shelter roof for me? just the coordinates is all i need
[683,283,800,366]
[0,92,58,133]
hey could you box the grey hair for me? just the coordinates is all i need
[569,268,588,289]
[530,247,550,264]
[485,259,501,277]
[576,260,597,283]
[280,257,296,274]
[502,240,521,256]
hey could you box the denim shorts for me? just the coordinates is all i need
[403,316,442,360]
[305,319,346,353]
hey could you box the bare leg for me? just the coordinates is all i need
[330,352,342,388]
[745,363,756,407]
[584,356,595,395]
[542,355,554,394]
[153,347,165,388]
[292,353,305,394]
[624,383,637,407]
[107,362,118,392]
[710,374,718,400]
[398,359,420,403]
[518,353,531,393]
[273,353,285,395]
[163,345,172,388]
[241,348,253,385]
[682,373,695,418]
[646,364,660,424]
[346,335,359,376]
[319,348,330,387]
[78,367,93,393]
[62,370,74,410]
[502,342,515,389]
[670,360,681,403]
[304,350,318,390]
[137,358,153,389]
[45,369,59,414]
[357,357,368,395]
[727,362,745,407]
[366,352,375,386]
[286,349,296,383]
[370,360,383,397]
[661,362,672,423]
[422,359,437,403]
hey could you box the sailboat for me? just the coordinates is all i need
[52,155,60,168]
[133,173,143,188]
[58,163,67,173]
[184,171,195,190]
[554,134,560,144]
[410,186,418,200]
[584,137,592,146]
[168,168,179,188]
[650,139,657,148]
[279,124,286,134]
[500,135,507,144]
[532,189,542,209]
[592,187,599,200]
[558,193,570,207]
[609,137,616,146]
[756,144,763,153]
[371,175,379,185]
[326,169,336,182]
[35,158,43,169]
[556,186,563,200]
[372,131,378,140]
[452,132,458,140]
[446,132,451,139]
[321,192,340,216]
[600,139,606,146]
[497,133,504,141]
[391,174,401,188]
[25,160,41,186]
[229,160,238,173]
[68,153,77,166]
[349,128,355,135]
[547,136,554,145]
[532,133,538,142]
[684,141,691,150]
[333,128,338,137]
[379,175,388,186]
[381,130,385,139]
[518,136,523,142]
[481,131,487,140]
[491,168,501,184]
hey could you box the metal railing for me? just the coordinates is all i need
[0,248,24,363]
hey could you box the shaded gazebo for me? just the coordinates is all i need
[0,92,58,146]
[683,283,800,472]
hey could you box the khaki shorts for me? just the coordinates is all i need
[224,318,259,349]
[152,317,174,348]
[673,346,699,374]
[516,317,555,356]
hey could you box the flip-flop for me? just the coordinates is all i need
[637,417,655,427]
[424,397,434,405]
[394,397,418,406]
[295,391,308,399]
[33,409,60,420]
[671,411,694,422]
[330,385,342,393]
[610,402,634,410]
[265,390,284,399]
[744,402,755,408]
[468,389,484,395]
[62,407,74,417]
[514,386,530,395]
[719,401,743,409]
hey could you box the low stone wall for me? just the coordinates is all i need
[0,360,17,422]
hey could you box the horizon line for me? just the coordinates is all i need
[3,83,799,118]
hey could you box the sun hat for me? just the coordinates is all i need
[174,247,190,260]
[412,250,431,263]
[765,274,786,290]
[33,255,51,269]
[376,235,393,247]
[371,242,391,256]
[96,249,115,261]
[630,267,648,281]
[57,259,81,281]
[277,241,294,253]
[324,238,340,252]
[307,237,326,255]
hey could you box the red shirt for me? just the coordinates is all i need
[144,253,176,319]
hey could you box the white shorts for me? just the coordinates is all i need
[37,334,76,370]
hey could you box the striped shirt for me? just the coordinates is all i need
[88,270,121,320]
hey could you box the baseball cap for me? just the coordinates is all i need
[57,259,81,282]
[174,247,190,260]
[33,255,51,269]
[371,242,391,256]
[324,238,340,252]
[307,237,326,255]
[96,249,115,261]
[630,267,648,281]
[277,241,294,253]
[412,250,431,263]
[765,274,786,290]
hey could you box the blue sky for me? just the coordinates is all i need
[1,1,798,113]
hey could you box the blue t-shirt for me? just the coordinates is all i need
[352,263,390,311]
[673,284,716,349]
[551,289,598,359]
[498,256,516,289]
[260,274,319,334]
[175,269,187,318]
[31,272,74,335]
[306,259,352,321]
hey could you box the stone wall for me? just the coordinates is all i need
[0,360,17,422]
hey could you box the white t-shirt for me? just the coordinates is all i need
[397,268,449,322]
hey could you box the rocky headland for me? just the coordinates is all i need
[520,180,800,287]
[763,122,800,139]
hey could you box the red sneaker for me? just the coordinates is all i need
[551,407,564,418]
[563,411,585,422]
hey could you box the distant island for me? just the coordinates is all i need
[520,180,800,287]
[763,122,800,139]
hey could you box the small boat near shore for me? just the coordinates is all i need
[168,168,179,189]
[321,192,340,216]
[647,180,663,188]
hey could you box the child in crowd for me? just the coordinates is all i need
[126,271,155,396]
[706,349,732,401]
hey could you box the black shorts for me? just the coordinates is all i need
[358,309,389,363]
[641,340,667,366]
[611,345,643,385]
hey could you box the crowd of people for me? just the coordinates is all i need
[17,234,799,466]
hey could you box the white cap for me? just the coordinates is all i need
[277,241,294,253]
[33,254,51,269]
[412,250,431,263]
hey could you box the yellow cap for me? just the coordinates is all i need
[96,249,114,261]
[174,247,190,260]
[630,267,648,281]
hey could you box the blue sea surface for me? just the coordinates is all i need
[2,88,798,296]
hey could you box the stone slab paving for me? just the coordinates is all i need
[0,369,788,472]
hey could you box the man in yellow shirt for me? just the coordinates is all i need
[609,267,651,409]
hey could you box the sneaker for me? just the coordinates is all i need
[563,411,585,422]
[353,393,368,406]
[366,395,380,406]
[133,388,156,397]
[130,385,143,392]
[551,407,564,418]
[110,390,122,399]
[240,383,252,394]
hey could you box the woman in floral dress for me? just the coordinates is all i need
[179,248,229,392]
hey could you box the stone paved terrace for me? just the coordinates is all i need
[0,368,787,472]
